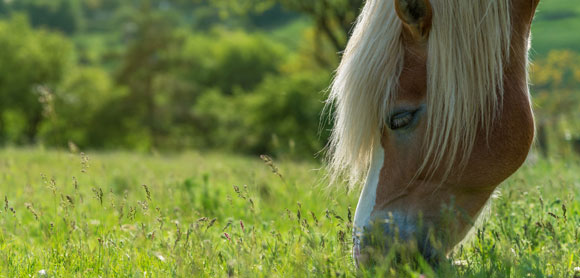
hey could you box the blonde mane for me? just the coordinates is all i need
[327,0,512,187]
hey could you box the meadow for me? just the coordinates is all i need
[0,148,578,277]
[531,0,580,57]
[0,0,579,277]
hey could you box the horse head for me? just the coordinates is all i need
[327,0,540,264]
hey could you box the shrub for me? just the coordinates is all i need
[0,14,73,144]
[194,70,332,159]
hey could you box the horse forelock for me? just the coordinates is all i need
[326,0,513,187]
[326,0,404,187]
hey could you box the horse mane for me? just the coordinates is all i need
[326,0,512,187]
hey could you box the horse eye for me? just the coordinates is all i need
[389,111,416,130]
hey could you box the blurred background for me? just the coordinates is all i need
[0,0,578,161]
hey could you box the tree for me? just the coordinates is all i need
[39,67,124,148]
[2,0,84,34]
[531,50,580,157]
[114,2,179,149]
[205,0,364,66]
[0,15,73,144]
[279,0,362,52]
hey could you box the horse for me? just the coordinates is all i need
[326,0,540,264]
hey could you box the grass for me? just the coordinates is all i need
[0,147,579,277]
[525,0,580,57]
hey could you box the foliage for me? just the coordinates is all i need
[531,50,580,157]
[38,66,126,148]
[111,26,292,151]
[0,0,579,160]
[177,29,287,95]
[0,7,328,157]
[0,15,73,144]
[0,148,579,277]
[207,0,363,66]
[0,0,84,34]
[194,71,331,157]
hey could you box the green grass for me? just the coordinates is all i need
[528,0,580,57]
[0,147,579,277]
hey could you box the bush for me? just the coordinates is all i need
[177,29,287,95]
[0,14,73,144]
[1,0,84,34]
[194,70,332,159]
[39,67,126,148]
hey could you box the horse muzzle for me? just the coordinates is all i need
[352,212,439,266]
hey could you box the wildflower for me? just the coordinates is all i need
[155,253,166,262]
[453,260,468,267]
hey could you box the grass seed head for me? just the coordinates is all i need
[92,187,104,205]
[206,218,217,230]
[80,152,90,173]
[25,203,39,220]
[562,204,567,220]
[142,184,151,201]
[174,224,182,249]
[310,211,319,225]
[260,154,285,182]
[223,219,232,231]
[66,195,74,206]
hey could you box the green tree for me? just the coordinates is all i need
[113,2,180,149]
[205,0,364,66]
[194,71,331,157]
[3,0,84,34]
[0,15,73,144]
[531,50,580,157]
[39,67,125,148]
[177,30,286,95]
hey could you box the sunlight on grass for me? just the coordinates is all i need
[0,148,578,277]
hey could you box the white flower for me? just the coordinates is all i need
[37,269,47,276]
[155,253,166,262]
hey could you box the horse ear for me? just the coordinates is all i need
[394,0,433,41]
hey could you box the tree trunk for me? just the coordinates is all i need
[536,123,549,158]
[0,113,5,145]
[572,137,580,157]
[25,110,43,144]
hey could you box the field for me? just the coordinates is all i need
[0,148,579,277]
[532,0,580,57]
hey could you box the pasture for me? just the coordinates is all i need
[532,0,580,57]
[0,148,578,277]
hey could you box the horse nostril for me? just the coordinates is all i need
[353,217,440,266]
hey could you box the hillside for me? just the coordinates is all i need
[532,0,580,57]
